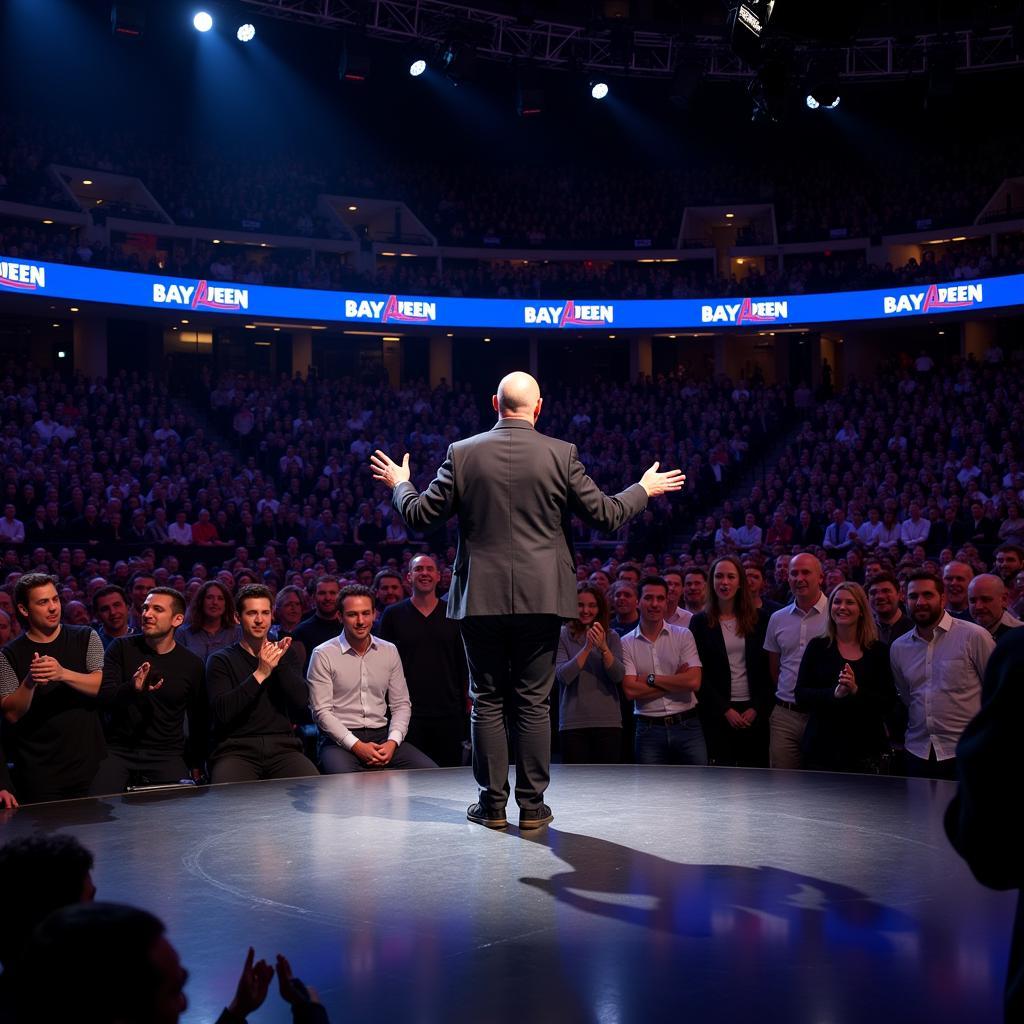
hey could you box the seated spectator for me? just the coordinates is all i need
[690,556,772,767]
[90,587,205,795]
[308,584,436,774]
[795,582,897,773]
[167,511,193,545]
[176,580,240,663]
[291,576,342,673]
[0,573,105,804]
[714,515,739,549]
[205,584,319,784]
[823,508,854,554]
[0,504,25,544]
[554,584,625,764]
[734,512,763,552]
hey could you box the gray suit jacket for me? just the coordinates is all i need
[393,418,648,619]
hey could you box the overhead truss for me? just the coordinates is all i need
[238,1,1023,79]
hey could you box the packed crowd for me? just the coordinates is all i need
[2,109,1022,252]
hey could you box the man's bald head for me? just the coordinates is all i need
[968,573,1008,631]
[494,372,542,421]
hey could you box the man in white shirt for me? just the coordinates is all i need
[735,513,763,552]
[662,567,691,627]
[890,570,995,780]
[900,502,930,549]
[763,553,829,769]
[622,576,706,765]
[307,585,436,774]
[0,505,25,544]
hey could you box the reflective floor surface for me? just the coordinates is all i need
[2,766,1013,1023]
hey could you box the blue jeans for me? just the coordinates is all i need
[634,716,708,766]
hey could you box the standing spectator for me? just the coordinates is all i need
[554,583,625,764]
[995,544,1024,586]
[867,572,912,646]
[795,583,897,773]
[682,567,708,616]
[743,558,781,614]
[968,574,1023,640]
[690,556,772,767]
[0,573,105,803]
[609,580,640,635]
[622,576,706,766]
[763,553,829,770]
[942,560,974,620]
[662,566,690,626]
[176,580,240,663]
[890,570,994,780]
[378,555,469,767]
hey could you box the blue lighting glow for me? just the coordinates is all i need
[193,11,213,32]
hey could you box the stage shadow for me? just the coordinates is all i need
[511,826,916,941]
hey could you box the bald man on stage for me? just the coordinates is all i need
[371,371,684,830]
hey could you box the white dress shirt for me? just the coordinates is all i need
[889,612,995,761]
[307,633,411,750]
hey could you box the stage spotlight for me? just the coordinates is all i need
[806,88,840,110]
[193,11,213,32]
[590,80,609,100]
[409,59,427,77]
[237,23,255,42]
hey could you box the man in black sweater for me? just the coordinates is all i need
[0,573,105,803]
[291,576,342,673]
[378,554,469,767]
[90,587,206,795]
[206,584,319,784]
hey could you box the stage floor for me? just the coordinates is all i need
[2,766,1013,1023]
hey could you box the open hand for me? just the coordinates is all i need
[639,461,686,498]
[370,449,411,489]
[132,661,164,693]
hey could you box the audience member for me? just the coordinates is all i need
[176,581,240,663]
[968,574,1023,640]
[763,554,829,770]
[621,576,706,766]
[205,584,319,784]
[90,587,205,794]
[795,582,896,773]
[689,556,772,767]
[890,570,995,780]
[307,584,436,774]
[0,573,105,803]
[867,572,913,646]
[554,583,625,764]
[377,554,469,767]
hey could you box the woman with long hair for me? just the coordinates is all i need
[555,583,625,764]
[175,579,240,662]
[690,555,773,767]
[795,581,897,773]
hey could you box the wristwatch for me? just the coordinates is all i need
[646,673,657,688]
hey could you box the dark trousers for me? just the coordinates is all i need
[560,727,623,764]
[461,613,561,813]
[89,747,190,796]
[904,749,959,781]
[703,702,770,768]
[318,727,437,773]
[210,734,319,784]
[405,716,469,768]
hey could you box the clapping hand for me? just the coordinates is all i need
[132,661,164,693]
[370,449,411,490]
[257,637,292,677]
[228,947,274,1018]
[586,622,609,654]
[639,461,686,498]
[276,954,321,1008]
[29,652,61,687]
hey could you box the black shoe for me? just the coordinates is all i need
[518,804,553,829]
[467,802,508,829]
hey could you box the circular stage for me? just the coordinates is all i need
[3,766,1013,1023]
